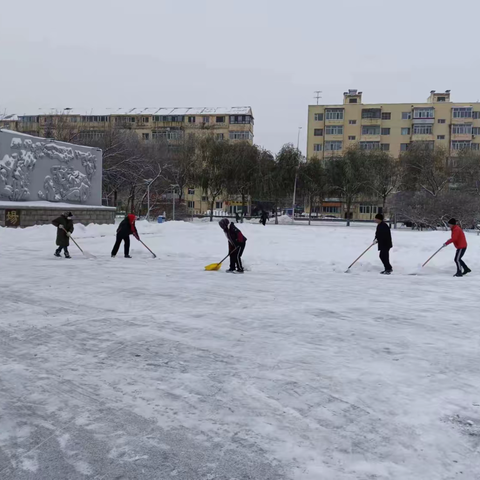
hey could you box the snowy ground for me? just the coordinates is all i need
[1,219,479,480]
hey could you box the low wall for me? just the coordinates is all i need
[0,206,116,227]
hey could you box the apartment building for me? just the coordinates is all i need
[0,107,254,216]
[306,90,480,220]
[307,90,480,160]
[2,107,254,144]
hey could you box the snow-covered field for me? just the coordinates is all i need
[1,220,479,480]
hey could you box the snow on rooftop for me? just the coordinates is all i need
[0,113,18,121]
[12,107,253,117]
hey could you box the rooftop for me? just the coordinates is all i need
[12,107,253,117]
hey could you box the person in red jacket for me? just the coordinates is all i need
[111,214,140,258]
[444,218,471,277]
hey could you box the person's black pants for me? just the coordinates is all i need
[454,247,468,274]
[379,248,392,272]
[55,246,69,254]
[229,242,246,271]
[112,234,130,257]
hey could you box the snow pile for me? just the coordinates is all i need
[0,221,479,479]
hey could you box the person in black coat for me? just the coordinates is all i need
[219,219,247,273]
[374,213,393,274]
[112,214,139,258]
[52,212,74,258]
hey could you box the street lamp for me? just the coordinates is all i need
[144,178,153,221]
[292,127,302,219]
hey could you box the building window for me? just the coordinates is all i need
[413,108,435,119]
[349,98,358,104]
[348,136,356,140]
[362,126,380,135]
[453,107,473,119]
[153,115,185,122]
[359,141,380,150]
[201,196,208,202]
[313,144,323,152]
[188,188,195,195]
[142,133,150,140]
[143,117,149,123]
[230,115,252,124]
[325,109,344,120]
[472,143,480,150]
[381,143,390,151]
[349,120,357,125]
[361,109,381,119]
[437,135,445,140]
[437,96,446,102]
[360,205,378,214]
[325,141,342,151]
[216,116,225,123]
[438,119,446,124]
[401,128,411,135]
[381,112,391,120]
[472,127,480,135]
[322,206,340,214]
[203,116,210,123]
[188,116,196,123]
[413,125,433,135]
[188,201,195,208]
[314,129,323,136]
[381,128,390,135]
[325,125,343,135]
[452,141,472,150]
[400,143,409,151]
[314,113,324,121]
[473,112,480,119]
[215,133,224,140]
[452,124,472,135]
[152,130,183,141]
[229,131,254,140]
[215,201,223,209]
[402,112,412,120]
[78,131,105,141]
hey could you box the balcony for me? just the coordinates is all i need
[361,118,381,126]
[360,135,381,142]
[451,133,473,141]
[412,134,434,142]
[324,134,344,141]
[324,118,345,125]
[413,117,435,124]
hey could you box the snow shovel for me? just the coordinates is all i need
[138,239,157,258]
[205,247,239,271]
[345,242,376,273]
[69,234,97,259]
[409,245,445,275]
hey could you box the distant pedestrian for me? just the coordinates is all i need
[444,218,471,277]
[219,218,247,273]
[52,212,74,258]
[374,213,393,275]
[260,211,269,226]
[112,214,139,258]
[235,211,241,223]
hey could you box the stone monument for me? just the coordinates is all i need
[0,129,115,227]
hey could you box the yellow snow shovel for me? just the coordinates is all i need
[205,247,238,271]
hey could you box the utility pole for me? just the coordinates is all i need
[292,127,302,219]
[144,178,153,221]
[314,91,322,105]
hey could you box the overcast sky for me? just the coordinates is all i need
[1,0,480,154]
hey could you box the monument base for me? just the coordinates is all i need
[0,201,116,227]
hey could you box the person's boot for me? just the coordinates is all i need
[463,267,472,275]
[453,272,463,277]
[125,255,132,258]
[54,249,61,258]
[64,250,71,259]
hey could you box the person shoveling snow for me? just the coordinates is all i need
[444,218,471,277]
[52,211,74,258]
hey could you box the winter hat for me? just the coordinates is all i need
[448,218,457,226]
[63,211,73,218]
[219,219,229,230]
[375,213,384,221]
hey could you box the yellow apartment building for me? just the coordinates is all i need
[306,90,480,220]
[0,107,254,216]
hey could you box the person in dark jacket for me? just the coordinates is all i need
[260,211,269,226]
[52,212,74,258]
[112,214,139,258]
[219,218,247,273]
[374,213,393,274]
[444,218,470,277]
